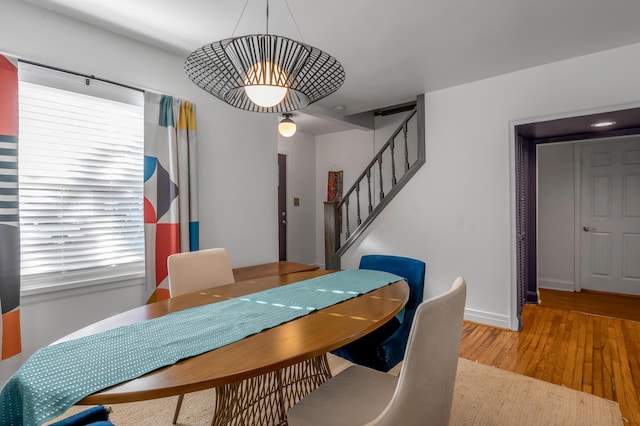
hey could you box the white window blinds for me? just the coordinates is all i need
[18,64,145,290]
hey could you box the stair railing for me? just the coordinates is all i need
[324,95,425,269]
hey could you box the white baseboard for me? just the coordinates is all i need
[537,277,575,292]
[464,308,511,330]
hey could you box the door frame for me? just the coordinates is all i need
[278,154,287,261]
[574,142,583,293]
[510,105,640,331]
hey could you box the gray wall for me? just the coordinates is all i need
[537,143,576,291]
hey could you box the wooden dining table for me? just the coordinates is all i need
[58,269,409,425]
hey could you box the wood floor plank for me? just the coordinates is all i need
[539,288,640,322]
[628,322,640,397]
[591,318,603,397]
[571,317,587,391]
[612,321,640,425]
[582,316,594,393]
[606,319,618,402]
[462,322,495,362]
[560,311,580,387]
[602,319,616,401]
[553,310,569,385]
[489,332,519,370]
[482,328,510,366]
[459,324,491,360]
[544,309,567,384]
[593,317,610,399]
[516,308,549,376]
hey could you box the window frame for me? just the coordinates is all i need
[17,63,146,294]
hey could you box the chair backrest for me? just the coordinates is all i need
[372,277,467,426]
[359,255,425,313]
[167,248,235,297]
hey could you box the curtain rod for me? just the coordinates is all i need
[18,59,145,93]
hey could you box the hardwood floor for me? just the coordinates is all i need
[459,291,640,425]
[538,288,640,322]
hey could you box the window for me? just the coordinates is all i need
[18,63,145,291]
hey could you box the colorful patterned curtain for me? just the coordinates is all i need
[143,93,199,303]
[0,54,21,360]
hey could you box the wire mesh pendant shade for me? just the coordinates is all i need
[185,34,345,113]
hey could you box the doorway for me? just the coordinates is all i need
[538,137,640,295]
[278,154,287,261]
[513,106,640,329]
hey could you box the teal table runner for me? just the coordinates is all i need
[0,269,402,425]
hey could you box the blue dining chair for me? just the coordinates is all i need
[50,405,114,425]
[332,254,426,372]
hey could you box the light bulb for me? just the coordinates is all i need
[590,120,616,128]
[278,114,296,137]
[245,86,288,108]
[244,61,288,107]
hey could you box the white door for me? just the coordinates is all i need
[580,138,640,295]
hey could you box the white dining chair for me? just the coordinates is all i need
[167,247,235,297]
[287,277,467,426]
[167,247,235,424]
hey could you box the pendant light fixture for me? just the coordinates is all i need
[185,0,345,113]
[278,114,296,137]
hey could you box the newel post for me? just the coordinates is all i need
[323,201,341,270]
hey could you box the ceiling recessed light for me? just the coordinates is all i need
[590,120,616,128]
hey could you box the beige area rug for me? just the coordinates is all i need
[47,355,623,425]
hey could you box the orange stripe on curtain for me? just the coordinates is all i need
[1,311,22,359]
[0,56,18,136]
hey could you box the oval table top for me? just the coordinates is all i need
[59,270,409,404]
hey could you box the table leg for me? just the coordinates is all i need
[211,354,332,426]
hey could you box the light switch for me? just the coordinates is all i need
[293,197,300,206]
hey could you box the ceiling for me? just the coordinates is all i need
[24,0,640,135]
[517,107,640,142]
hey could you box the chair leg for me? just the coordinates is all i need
[173,393,185,425]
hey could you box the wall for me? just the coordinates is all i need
[0,0,278,381]
[537,143,576,291]
[314,129,375,266]
[374,113,410,151]
[317,42,640,330]
[278,131,317,264]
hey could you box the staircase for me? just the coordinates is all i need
[324,94,425,269]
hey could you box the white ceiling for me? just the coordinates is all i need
[25,0,640,134]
